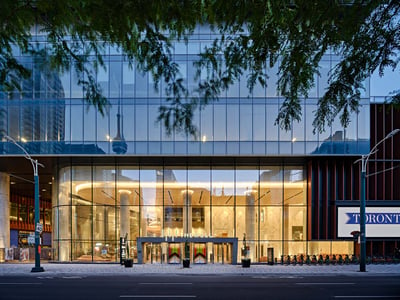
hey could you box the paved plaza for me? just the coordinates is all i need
[1,262,399,277]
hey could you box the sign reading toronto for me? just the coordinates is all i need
[338,207,400,238]
[345,213,400,224]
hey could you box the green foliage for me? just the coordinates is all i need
[0,0,399,135]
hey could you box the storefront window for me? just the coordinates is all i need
[260,166,283,205]
[236,167,259,261]
[260,206,282,241]
[332,242,353,257]
[117,167,139,242]
[188,168,211,237]
[308,241,331,256]
[285,241,307,257]
[260,241,282,263]
[211,168,234,238]
[54,163,311,263]
[284,166,306,205]
[284,207,306,241]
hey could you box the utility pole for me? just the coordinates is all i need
[4,135,44,272]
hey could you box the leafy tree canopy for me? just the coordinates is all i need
[1,0,399,136]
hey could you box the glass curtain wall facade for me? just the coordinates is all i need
[1,25,364,263]
[54,163,352,263]
[0,26,370,156]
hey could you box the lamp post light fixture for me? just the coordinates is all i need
[4,135,45,272]
[356,128,400,272]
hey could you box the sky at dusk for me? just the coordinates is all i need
[370,66,399,97]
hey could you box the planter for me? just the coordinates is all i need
[183,258,190,268]
[241,258,251,268]
[124,259,133,267]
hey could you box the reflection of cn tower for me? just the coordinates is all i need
[112,96,127,154]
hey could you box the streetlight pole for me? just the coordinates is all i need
[357,128,400,272]
[4,135,44,272]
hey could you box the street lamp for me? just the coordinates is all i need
[356,128,400,272]
[4,135,45,272]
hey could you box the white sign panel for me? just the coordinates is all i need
[36,223,43,233]
[28,235,35,244]
[338,207,400,238]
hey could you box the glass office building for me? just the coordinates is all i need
[4,25,395,264]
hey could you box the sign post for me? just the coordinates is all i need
[355,129,399,272]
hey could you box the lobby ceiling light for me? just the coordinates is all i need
[74,180,304,193]
[118,189,132,194]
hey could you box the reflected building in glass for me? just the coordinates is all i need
[1,25,399,264]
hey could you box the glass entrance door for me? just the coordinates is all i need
[213,243,232,264]
[143,243,162,264]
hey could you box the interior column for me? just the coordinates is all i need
[0,172,10,261]
[120,192,130,238]
[182,190,193,235]
[245,191,255,261]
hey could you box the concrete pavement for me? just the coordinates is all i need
[1,262,400,277]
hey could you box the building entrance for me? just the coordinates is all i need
[137,237,238,264]
[142,243,162,264]
[213,243,232,264]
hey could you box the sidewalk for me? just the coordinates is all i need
[1,262,400,277]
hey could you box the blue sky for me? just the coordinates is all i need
[370,66,399,97]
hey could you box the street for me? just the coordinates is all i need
[0,274,399,300]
